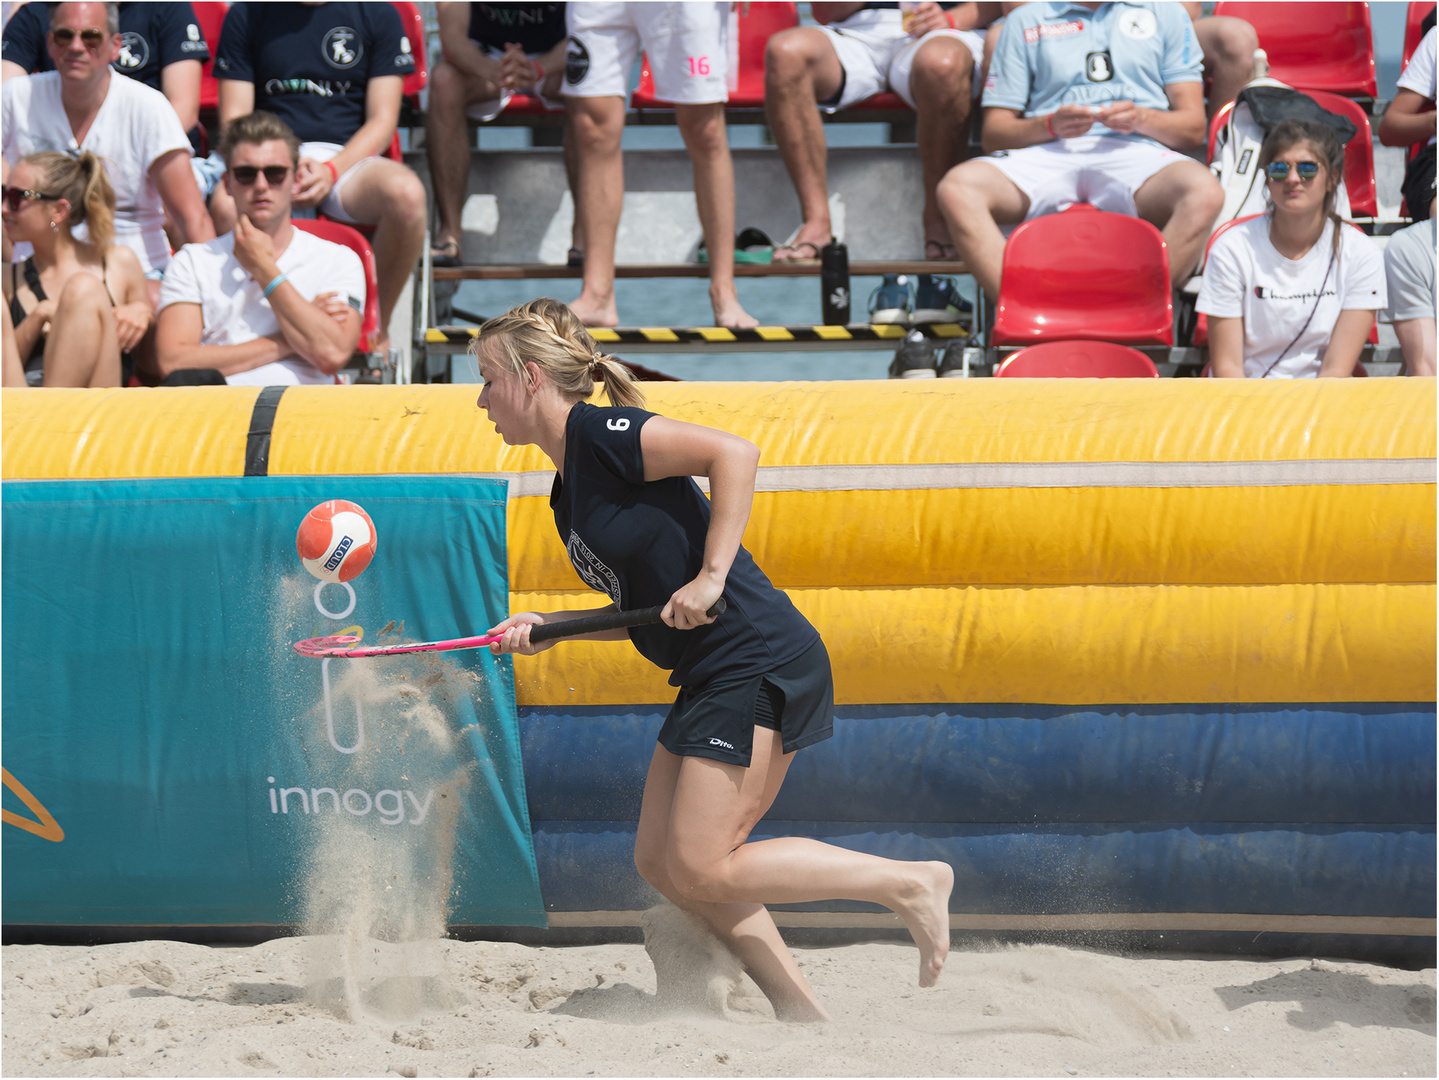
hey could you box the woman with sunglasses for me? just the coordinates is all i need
[1,150,151,387]
[1197,118,1386,379]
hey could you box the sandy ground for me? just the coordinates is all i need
[3,918,1434,1079]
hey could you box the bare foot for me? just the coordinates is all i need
[711,290,758,329]
[569,291,618,328]
[772,223,831,264]
[893,861,953,987]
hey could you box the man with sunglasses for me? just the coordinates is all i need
[212,1,424,354]
[934,1,1223,303]
[1,2,214,290]
[154,111,364,386]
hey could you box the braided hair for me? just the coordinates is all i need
[473,298,645,409]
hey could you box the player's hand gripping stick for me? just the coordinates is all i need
[292,599,727,659]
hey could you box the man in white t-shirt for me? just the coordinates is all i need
[1196,217,1387,379]
[0,1,214,284]
[1378,25,1436,222]
[1381,218,1436,377]
[154,111,365,386]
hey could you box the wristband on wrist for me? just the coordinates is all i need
[1045,113,1057,138]
[944,9,956,28]
[262,273,289,299]
[532,58,545,84]
[323,160,338,185]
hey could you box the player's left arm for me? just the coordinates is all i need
[640,416,761,630]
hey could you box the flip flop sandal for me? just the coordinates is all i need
[772,238,827,264]
[430,237,462,267]
[925,239,958,261]
[734,226,775,264]
[567,247,584,268]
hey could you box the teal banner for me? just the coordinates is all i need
[2,476,545,928]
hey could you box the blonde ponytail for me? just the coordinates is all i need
[24,150,115,248]
[475,297,647,409]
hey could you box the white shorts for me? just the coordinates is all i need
[981,134,1188,219]
[564,0,730,104]
[297,141,378,225]
[466,43,564,121]
[820,8,983,110]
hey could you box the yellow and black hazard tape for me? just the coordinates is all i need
[426,323,970,346]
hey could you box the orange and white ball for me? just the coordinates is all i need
[296,500,377,583]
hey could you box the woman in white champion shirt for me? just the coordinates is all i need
[1198,118,1386,379]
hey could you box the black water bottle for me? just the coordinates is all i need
[820,240,850,325]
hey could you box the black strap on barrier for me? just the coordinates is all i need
[243,386,286,477]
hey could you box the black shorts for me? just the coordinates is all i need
[658,639,835,767]
[1401,142,1435,222]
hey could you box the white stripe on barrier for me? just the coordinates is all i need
[471,457,1437,498]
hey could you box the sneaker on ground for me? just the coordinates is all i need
[937,339,969,378]
[889,329,936,378]
[911,275,972,324]
[869,273,912,325]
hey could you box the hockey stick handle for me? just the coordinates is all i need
[528,597,725,642]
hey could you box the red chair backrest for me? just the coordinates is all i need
[1213,2,1376,98]
[192,1,228,112]
[633,2,798,108]
[992,205,1173,347]
[1403,1,1436,72]
[292,218,380,354]
[994,341,1160,378]
[389,0,428,100]
[1205,91,1377,218]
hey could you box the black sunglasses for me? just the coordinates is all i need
[1,185,60,212]
[50,27,108,49]
[230,165,292,186]
[1265,161,1322,182]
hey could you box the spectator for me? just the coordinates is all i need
[426,2,573,268]
[1,2,215,290]
[1,150,151,387]
[212,1,425,351]
[1378,25,1436,223]
[765,2,1000,265]
[2,1,222,242]
[154,111,365,386]
[1381,217,1436,377]
[936,1,1222,303]
[2,1,209,136]
[1197,119,1384,379]
[563,1,755,329]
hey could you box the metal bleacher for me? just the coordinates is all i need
[402,1,1420,383]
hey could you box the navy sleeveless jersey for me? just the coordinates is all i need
[551,403,820,689]
[468,3,566,54]
[214,1,415,145]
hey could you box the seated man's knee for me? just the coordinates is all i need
[427,59,465,110]
[569,103,622,153]
[379,165,429,227]
[911,37,973,93]
[1207,16,1259,63]
[937,162,986,216]
[765,28,817,86]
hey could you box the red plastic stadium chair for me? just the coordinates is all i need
[1212,2,1376,98]
[293,219,380,355]
[192,1,228,114]
[390,0,428,103]
[1205,90,1377,217]
[632,2,798,109]
[994,341,1160,378]
[991,205,1173,347]
[1403,1,1436,72]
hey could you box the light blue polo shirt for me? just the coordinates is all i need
[984,2,1202,144]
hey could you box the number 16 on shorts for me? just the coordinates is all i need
[687,55,710,77]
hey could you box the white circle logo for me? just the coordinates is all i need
[1118,9,1158,40]
[323,26,361,69]
[115,32,148,70]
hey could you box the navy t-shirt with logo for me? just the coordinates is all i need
[214,1,415,145]
[468,3,566,55]
[551,403,820,689]
[2,2,210,86]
